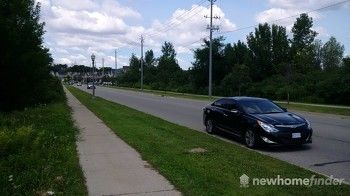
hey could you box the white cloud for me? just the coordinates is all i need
[145,5,235,47]
[256,0,350,26]
[35,0,236,69]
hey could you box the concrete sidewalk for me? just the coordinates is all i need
[66,90,181,196]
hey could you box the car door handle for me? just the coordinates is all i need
[223,113,228,117]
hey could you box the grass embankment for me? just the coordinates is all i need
[0,102,87,195]
[109,86,350,116]
[68,86,350,195]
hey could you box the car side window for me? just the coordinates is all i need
[223,99,239,111]
[213,99,225,108]
[214,99,239,110]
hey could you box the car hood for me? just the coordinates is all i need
[251,112,306,125]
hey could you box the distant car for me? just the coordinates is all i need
[87,84,95,89]
[77,82,82,86]
[102,82,113,86]
[202,97,313,148]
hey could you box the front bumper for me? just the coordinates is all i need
[261,129,313,145]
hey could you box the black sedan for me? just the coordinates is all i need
[203,97,313,148]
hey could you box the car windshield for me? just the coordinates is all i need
[240,99,284,114]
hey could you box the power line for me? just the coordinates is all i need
[182,36,209,48]
[146,0,208,38]
[217,0,350,35]
[145,0,206,38]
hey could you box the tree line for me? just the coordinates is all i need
[51,13,350,105]
[117,13,349,105]
[1,0,64,111]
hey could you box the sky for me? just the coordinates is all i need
[36,0,350,70]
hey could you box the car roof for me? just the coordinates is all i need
[218,96,268,102]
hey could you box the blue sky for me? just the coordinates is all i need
[37,0,350,69]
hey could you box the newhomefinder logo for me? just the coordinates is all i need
[240,174,344,187]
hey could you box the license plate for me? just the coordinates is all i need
[292,133,301,138]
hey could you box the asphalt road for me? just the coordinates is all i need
[77,85,350,182]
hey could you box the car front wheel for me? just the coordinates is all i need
[245,130,259,148]
[205,119,215,134]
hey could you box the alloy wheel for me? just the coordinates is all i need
[245,130,256,148]
[206,119,213,134]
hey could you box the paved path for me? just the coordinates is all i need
[66,89,180,196]
[76,85,350,182]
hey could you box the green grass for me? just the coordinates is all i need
[109,86,350,116]
[0,102,87,195]
[68,86,350,196]
[110,86,218,101]
[277,102,350,116]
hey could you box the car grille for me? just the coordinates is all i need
[274,124,311,144]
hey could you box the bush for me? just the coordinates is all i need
[0,126,34,157]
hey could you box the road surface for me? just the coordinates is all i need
[76,86,350,182]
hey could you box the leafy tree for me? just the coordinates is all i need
[321,36,344,71]
[190,37,226,93]
[220,64,251,96]
[291,14,318,50]
[156,42,183,89]
[224,40,251,69]
[290,13,318,73]
[271,25,290,69]
[0,0,64,111]
[144,50,157,84]
[145,50,156,67]
[118,54,140,86]
[312,39,323,70]
[247,23,273,80]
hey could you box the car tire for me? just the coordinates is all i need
[244,130,259,148]
[205,119,215,134]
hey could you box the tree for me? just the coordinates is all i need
[321,36,344,70]
[190,37,227,93]
[312,39,323,70]
[144,50,157,84]
[271,25,290,68]
[225,40,251,67]
[0,0,63,111]
[144,50,156,67]
[221,64,251,96]
[290,13,318,73]
[117,54,140,86]
[156,42,183,89]
[247,23,273,80]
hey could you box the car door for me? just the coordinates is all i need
[211,99,227,129]
[221,99,242,136]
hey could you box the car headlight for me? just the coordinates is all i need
[306,120,312,129]
[257,121,279,133]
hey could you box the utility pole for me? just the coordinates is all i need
[115,49,118,77]
[205,0,219,97]
[102,58,105,77]
[140,35,144,91]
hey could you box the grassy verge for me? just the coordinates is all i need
[0,102,87,195]
[277,102,350,116]
[109,86,218,101]
[68,86,350,195]
[109,86,350,116]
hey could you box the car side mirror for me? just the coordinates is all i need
[282,108,288,112]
